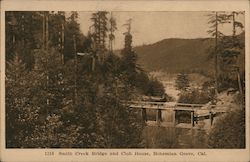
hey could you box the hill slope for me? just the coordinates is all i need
[134,38,214,73]
[133,34,244,74]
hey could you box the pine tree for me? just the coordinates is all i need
[207,12,230,94]
[6,55,40,147]
[175,72,190,91]
[64,11,86,61]
[5,11,148,148]
[48,11,66,63]
[215,12,244,92]
[5,11,41,69]
[146,77,165,96]
[108,12,117,52]
[120,19,139,91]
[91,11,109,62]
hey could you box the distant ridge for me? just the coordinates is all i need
[132,33,244,74]
[134,38,214,74]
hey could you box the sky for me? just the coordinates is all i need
[76,11,244,50]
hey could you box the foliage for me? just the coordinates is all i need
[6,11,246,150]
[208,108,245,148]
[5,11,86,65]
[134,72,164,97]
[6,30,145,148]
[6,55,41,147]
[119,25,165,97]
[119,27,141,97]
[175,72,190,91]
[207,12,230,38]
[64,12,86,61]
[217,74,238,92]
[216,36,244,92]
[142,127,176,148]
[178,87,214,104]
[146,77,165,96]
[206,11,245,93]
[5,11,40,69]
[48,11,66,52]
[6,11,134,149]
[90,11,109,62]
[96,96,144,148]
[108,13,117,51]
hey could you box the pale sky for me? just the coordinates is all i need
[76,11,244,50]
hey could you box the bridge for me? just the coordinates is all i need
[125,101,228,129]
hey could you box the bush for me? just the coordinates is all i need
[218,74,238,92]
[208,108,245,148]
[146,77,165,96]
[175,72,190,91]
[178,88,214,104]
[134,72,165,97]
[96,96,145,148]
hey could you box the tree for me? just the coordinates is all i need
[96,95,144,148]
[6,54,41,147]
[48,11,66,63]
[5,11,68,67]
[229,12,244,37]
[108,12,117,52]
[208,108,245,148]
[5,11,41,69]
[91,11,109,62]
[91,46,145,147]
[120,19,140,91]
[175,72,190,91]
[34,48,66,115]
[64,11,86,61]
[207,11,245,93]
[6,47,100,148]
[217,12,244,94]
[5,11,146,149]
[146,77,165,96]
[207,11,230,94]
[178,88,213,104]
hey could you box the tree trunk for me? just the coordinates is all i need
[214,12,219,95]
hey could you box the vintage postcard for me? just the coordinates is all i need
[0,0,249,162]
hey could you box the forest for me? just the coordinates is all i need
[5,11,166,148]
[5,11,245,148]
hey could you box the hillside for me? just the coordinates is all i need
[132,34,245,74]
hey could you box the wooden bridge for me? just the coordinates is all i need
[125,101,228,128]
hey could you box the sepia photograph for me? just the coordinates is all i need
[0,0,249,162]
[4,10,246,148]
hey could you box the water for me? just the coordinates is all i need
[142,126,208,148]
[141,107,209,148]
[141,75,209,148]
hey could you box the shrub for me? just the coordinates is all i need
[146,77,165,96]
[175,72,190,91]
[178,88,213,104]
[208,108,245,148]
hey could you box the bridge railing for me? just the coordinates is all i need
[123,100,228,112]
[126,101,207,107]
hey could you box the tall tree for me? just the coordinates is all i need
[91,11,109,62]
[120,18,139,92]
[207,12,230,94]
[108,12,117,52]
[5,11,41,69]
[64,11,86,61]
[216,12,244,93]
[48,11,66,63]
[6,11,68,68]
